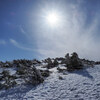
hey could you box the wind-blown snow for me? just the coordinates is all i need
[0,65,100,100]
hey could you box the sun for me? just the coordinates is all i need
[46,13,59,25]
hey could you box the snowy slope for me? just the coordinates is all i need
[0,65,100,100]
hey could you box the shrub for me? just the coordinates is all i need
[16,68,26,75]
[2,70,10,77]
[58,76,63,80]
[57,67,67,73]
[40,70,50,77]
[53,59,59,67]
[16,66,44,85]
[66,52,83,71]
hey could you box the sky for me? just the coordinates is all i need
[0,0,100,61]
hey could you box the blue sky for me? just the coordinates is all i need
[0,0,100,61]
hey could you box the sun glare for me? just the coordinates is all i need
[46,13,59,25]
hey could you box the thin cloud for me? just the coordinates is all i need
[10,39,35,52]
[20,26,26,35]
[9,39,52,56]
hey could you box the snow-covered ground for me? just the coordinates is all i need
[0,65,100,100]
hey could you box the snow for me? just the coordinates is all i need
[58,64,66,69]
[0,68,3,73]
[57,60,62,63]
[6,68,17,75]
[15,78,25,85]
[49,67,58,73]
[36,65,47,70]
[0,68,16,75]
[0,65,100,100]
